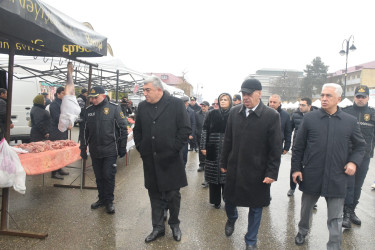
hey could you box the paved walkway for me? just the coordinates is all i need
[0,130,374,249]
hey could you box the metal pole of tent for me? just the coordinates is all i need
[53,65,96,190]
[0,40,47,239]
[116,70,119,103]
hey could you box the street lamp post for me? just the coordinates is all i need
[339,35,356,98]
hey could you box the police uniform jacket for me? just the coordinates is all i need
[291,108,366,198]
[133,92,191,192]
[220,101,282,207]
[81,98,128,158]
[343,103,375,158]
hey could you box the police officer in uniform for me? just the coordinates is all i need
[342,85,375,228]
[80,86,128,214]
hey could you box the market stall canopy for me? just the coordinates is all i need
[312,99,321,108]
[338,98,353,108]
[0,55,145,94]
[0,0,107,57]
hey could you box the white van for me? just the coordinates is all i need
[10,77,41,143]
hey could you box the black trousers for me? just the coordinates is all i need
[91,156,117,205]
[197,135,205,168]
[209,183,224,205]
[148,189,181,230]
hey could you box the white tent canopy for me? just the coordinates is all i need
[312,99,321,108]
[338,98,353,108]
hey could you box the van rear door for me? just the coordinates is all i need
[10,78,40,142]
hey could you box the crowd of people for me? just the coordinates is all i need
[132,77,374,250]
[1,75,374,249]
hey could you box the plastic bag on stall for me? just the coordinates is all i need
[0,138,26,194]
[58,95,81,132]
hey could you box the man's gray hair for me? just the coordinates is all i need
[322,83,343,97]
[270,94,281,102]
[143,76,164,91]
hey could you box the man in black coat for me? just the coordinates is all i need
[292,83,366,248]
[80,86,128,214]
[133,77,191,243]
[77,88,88,142]
[188,96,200,151]
[287,97,313,197]
[342,85,375,228]
[182,96,196,166]
[220,79,282,249]
[196,101,210,175]
[0,88,14,139]
[49,86,70,179]
[269,94,292,154]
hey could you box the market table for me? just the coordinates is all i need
[18,145,81,175]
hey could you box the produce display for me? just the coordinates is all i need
[14,140,78,153]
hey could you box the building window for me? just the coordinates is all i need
[161,75,168,80]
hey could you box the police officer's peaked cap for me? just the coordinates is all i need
[88,86,105,97]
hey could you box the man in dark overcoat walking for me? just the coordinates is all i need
[133,76,191,243]
[292,83,366,249]
[220,78,282,249]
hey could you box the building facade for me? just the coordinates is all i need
[247,68,303,103]
[327,60,375,97]
[147,73,193,96]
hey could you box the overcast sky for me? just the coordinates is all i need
[43,0,375,102]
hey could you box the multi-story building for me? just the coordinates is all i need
[327,60,375,97]
[247,68,303,103]
[147,73,193,96]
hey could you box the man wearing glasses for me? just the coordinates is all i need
[341,85,375,229]
[287,97,314,197]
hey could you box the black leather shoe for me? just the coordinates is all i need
[171,225,181,241]
[350,211,361,225]
[145,230,165,243]
[51,172,64,180]
[188,148,194,151]
[246,244,257,249]
[106,203,115,214]
[214,203,221,209]
[58,168,69,175]
[342,205,352,229]
[225,220,235,236]
[197,166,204,172]
[91,200,104,209]
[295,232,306,245]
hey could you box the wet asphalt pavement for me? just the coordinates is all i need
[0,128,375,249]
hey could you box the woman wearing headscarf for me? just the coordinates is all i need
[30,94,51,142]
[201,93,232,208]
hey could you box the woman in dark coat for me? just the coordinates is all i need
[201,93,232,208]
[30,94,50,142]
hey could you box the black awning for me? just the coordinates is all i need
[0,0,107,57]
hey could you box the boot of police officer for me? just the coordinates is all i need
[342,85,375,228]
[80,86,128,214]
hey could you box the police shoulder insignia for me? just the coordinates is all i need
[104,107,110,115]
[364,114,370,121]
[120,111,125,119]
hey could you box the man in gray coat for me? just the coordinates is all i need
[292,83,366,249]
[134,77,191,243]
[220,79,282,249]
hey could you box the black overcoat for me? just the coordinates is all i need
[220,101,282,207]
[49,98,68,140]
[30,104,51,142]
[133,92,191,192]
[291,108,366,198]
